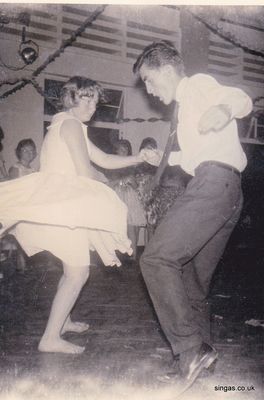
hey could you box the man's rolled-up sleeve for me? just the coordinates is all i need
[220,88,253,119]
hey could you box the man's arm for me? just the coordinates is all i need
[193,74,253,134]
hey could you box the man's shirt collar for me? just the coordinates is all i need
[175,76,188,103]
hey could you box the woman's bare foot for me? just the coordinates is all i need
[38,337,85,354]
[61,320,90,334]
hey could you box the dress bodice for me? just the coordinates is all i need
[40,112,91,176]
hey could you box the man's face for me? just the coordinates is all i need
[139,64,177,105]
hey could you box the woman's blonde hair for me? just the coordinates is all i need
[60,76,105,110]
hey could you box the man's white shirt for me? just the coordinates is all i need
[168,74,253,176]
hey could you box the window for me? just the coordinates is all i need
[93,88,124,123]
[44,79,64,115]
[88,87,123,153]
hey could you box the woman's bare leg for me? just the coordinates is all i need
[49,276,90,334]
[38,263,90,354]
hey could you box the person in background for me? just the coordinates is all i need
[9,138,37,179]
[133,40,253,387]
[0,126,9,275]
[0,126,8,181]
[136,137,159,174]
[135,137,158,240]
[108,139,146,262]
[139,137,158,151]
[5,139,38,271]
[136,137,187,239]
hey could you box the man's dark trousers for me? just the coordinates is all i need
[140,162,243,359]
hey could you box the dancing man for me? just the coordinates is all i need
[133,41,252,386]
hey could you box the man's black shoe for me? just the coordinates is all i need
[183,342,218,386]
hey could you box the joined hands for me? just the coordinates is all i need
[139,148,162,166]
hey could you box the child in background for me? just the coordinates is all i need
[109,139,146,262]
[0,126,8,181]
[6,139,37,271]
[136,137,188,239]
[9,138,37,179]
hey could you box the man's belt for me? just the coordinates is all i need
[198,161,241,178]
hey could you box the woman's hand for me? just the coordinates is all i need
[139,148,162,166]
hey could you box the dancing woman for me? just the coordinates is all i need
[0,76,157,354]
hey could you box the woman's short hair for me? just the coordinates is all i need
[16,138,37,160]
[139,137,157,151]
[113,139,132,156]
[60,76,105,110]
[133,40,184,75]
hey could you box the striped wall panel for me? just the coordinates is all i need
[0,4,58,46]
[0,4,181,63]
[208,27,264,87]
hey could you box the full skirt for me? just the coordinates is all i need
[0,172,132,266]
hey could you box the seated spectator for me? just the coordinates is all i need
[9,138,37,179]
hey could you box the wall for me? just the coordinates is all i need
[180,9,264,102]
[0,48,168,169]
[0,4,180,168]
[1,5,263,171]
[1,81,43,170]
[180,9,209,76]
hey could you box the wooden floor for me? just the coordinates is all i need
[0,247,263,400]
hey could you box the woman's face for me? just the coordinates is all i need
[20,145,36,163]
[74,92,99,122]
[116,144,129,156]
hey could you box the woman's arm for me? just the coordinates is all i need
[89,140,142,169]
[61,119,94,178]
[62,119,160,175]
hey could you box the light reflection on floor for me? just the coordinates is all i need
[0,364,262,400]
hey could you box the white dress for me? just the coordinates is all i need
[0,112,131,266]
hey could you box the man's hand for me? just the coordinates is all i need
[198,104,232,134]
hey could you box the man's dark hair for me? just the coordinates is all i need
[133,40,184,74]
